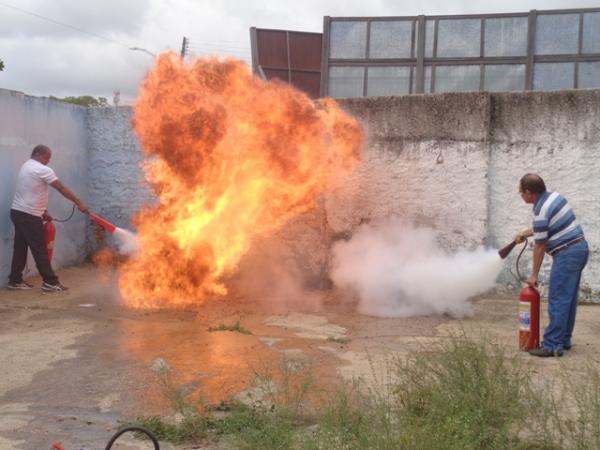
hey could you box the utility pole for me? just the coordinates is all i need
[180,37,189,58]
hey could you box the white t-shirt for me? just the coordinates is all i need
[11,159,59,217]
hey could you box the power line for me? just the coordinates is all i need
[0,2,252,58]
[0,1,130,48]
[188,36,249,45]
[186,39,249,56]
[188,42,250,51]
[187,46,249,55]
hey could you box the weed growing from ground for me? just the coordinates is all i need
[538,362,600,450]
[215,404,297,450]
[326,336,350,345]
[390,334,538,450]
[127,335,600,450]
[207,321,252,334]
[134,412,209,444]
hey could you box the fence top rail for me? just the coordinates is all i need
[327,7,600,22]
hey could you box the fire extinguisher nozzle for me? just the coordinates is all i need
[89,212,117,233]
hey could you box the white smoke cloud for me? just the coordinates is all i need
[330,217,503,318]
[113,227,140,257]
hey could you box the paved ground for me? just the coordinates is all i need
[1,265,599,449]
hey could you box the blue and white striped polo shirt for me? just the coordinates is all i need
[533,192,584,252]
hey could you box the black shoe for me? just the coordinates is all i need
[564,344,572,350]
[7,281,34,290]
[41,282,69,292]
[529,347,563,357]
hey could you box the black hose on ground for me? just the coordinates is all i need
[104,426,160,450]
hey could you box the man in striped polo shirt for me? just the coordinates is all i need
[515,174,589,357]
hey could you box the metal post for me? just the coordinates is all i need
[525,10,537,90]
[286,31,292,83]
[415,15,426,93]
[250,27,259,75]
[320,16,331,97]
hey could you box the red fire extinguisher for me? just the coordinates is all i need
[498,237,541,351]
[44,220,56,261]
[519,286,540,351]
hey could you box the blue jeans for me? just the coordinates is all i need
[544,240,589,350]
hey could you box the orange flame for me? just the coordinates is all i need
[120,52,363,308]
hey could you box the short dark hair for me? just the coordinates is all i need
[520,173,546,194]
[31,144,51,158]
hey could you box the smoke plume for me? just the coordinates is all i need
[113,227,140,257]
[330,217,503,318]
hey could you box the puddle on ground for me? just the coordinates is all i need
[118,314,280,408]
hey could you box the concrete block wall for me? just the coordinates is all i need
[2,87,599,298]
[332,90,600,297]
[328,93,491,252]
[86,107,154,232]
[0,89,89,284]
[487,91,600,293]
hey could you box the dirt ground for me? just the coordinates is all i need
[1,265,600,450]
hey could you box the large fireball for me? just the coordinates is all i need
[120,52,363,308]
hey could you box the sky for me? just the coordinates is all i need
[0,0,598,102]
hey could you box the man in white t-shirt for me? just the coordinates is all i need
[8,144,89,292]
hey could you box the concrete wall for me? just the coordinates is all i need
[328,93,491,252]
[86,107,154,233]
[0,89,89,284]
[328,90,600,298]
[487,91,600,296]
[2,87,599,298]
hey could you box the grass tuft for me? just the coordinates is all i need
[126,334,600,450]
[133,412,209,444]
[208,321,252,334]
[326,336,350,345]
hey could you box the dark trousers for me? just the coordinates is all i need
[9,209,59,285]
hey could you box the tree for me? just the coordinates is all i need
[0,59,4,71]
[49,95,108,107]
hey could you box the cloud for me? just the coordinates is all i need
[0,0,151,38]
[0,0,595,100]
[1,35,151,98]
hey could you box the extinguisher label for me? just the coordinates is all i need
[519,302,530,331]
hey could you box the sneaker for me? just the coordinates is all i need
[7,281,34,290]
[529,347,563,357]
[564,344,572,351]
[41,282,69,292]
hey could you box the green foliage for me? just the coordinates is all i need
[216,404,297,450]
[0,59,4,71]
[391,336,536,450]
[308,383,379,449]
[307,335,546,450]
[326,336,350,345]
[49,95,108,107]
[538,363,600,450]
[207,321,252,334]
[126,336,600,449]
[134,413,209,444]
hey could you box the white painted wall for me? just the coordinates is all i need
[0,89,89,284]
[86,107,154,232]
[487,92,600,298]
[2,88,598,299]
[331,91,600,299]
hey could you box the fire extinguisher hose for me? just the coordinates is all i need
[514,238,529,284]
[51,204,77,222]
